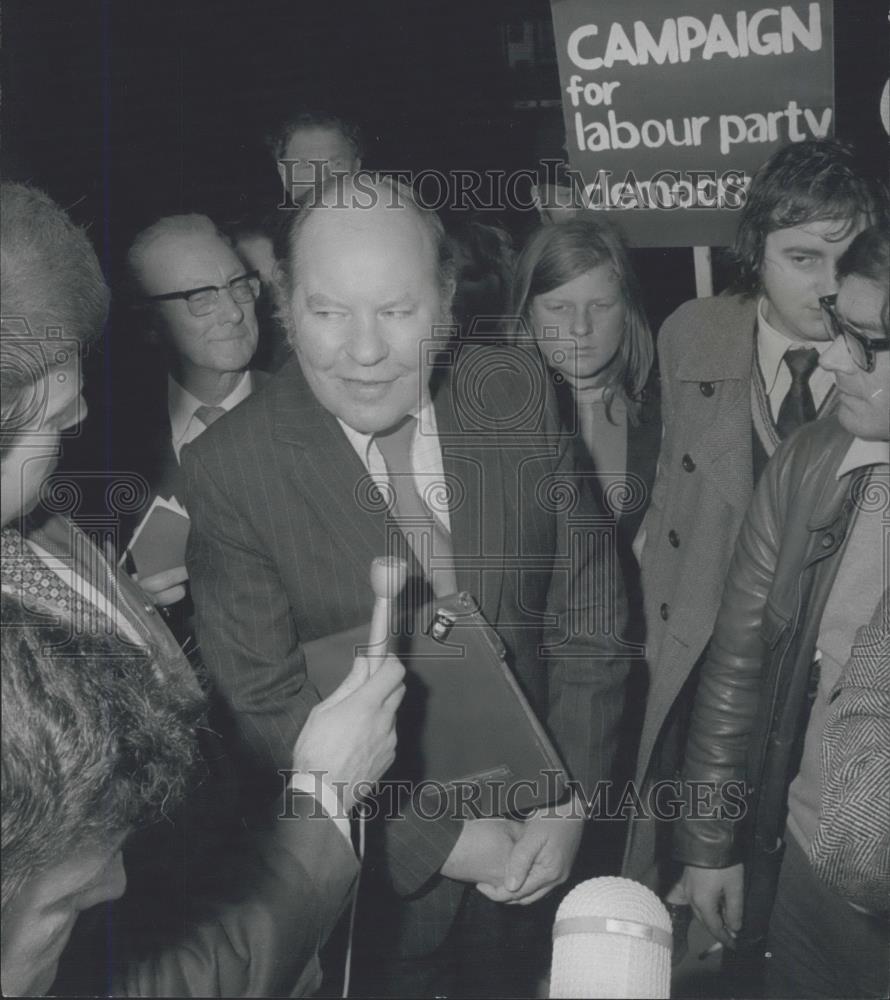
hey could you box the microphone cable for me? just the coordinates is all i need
[342,805,368,998]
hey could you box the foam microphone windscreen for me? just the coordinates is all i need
[550,877,671,999]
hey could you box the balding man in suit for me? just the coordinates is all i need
[183,176,632,996]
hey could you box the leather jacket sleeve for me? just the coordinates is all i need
[672,438,788,869]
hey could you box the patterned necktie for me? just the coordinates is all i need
[374,416,457,597]
[194,405,227,428]
[775,348,819,440]
[1,525,74,614]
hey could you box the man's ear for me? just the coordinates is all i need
[271,259,290,297]
[269,261,299,350]
[352,157,362,174]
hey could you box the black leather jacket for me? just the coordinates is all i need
[673,416,875,873]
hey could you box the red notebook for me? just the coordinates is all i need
[302,592,569,817]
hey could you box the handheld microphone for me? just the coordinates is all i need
[550,877,672,999]
[367,556,407,666]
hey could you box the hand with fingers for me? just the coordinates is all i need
[680,862,744,949]
[476,794,584,905]
[132,565,189,607]
[292,653,406,812]
[439,818,522,885]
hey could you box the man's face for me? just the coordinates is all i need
[0,356,86,527]
[1,837,127,997]
[819,274,889,441]
[141,232,258,381]
[760,219,866,343]
[278,126,360,195]
[286,203,446,434]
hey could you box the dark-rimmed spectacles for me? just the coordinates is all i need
[140,271,261,318]
[819,294,890,374]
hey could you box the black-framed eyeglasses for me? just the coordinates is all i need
[819,294,890,374]
[140,271,261,317]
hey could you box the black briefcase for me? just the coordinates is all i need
[303,591,569,817]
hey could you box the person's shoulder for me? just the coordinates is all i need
[183,373,280,469]
[440,340,556,430]
[659,293,755,344]
[779,413,851,462]
[768,415,854,498]
[251,367,274,391]
[445,341,550,390]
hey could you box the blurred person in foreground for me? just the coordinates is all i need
[0,179,404,997]
[0,587,403,997]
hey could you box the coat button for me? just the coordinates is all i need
[668,530,680,548]
[699,381,715,397]
[143,604,156,615]
[660,602,670,620]
[682,453,696,472]
[821,533,835,548]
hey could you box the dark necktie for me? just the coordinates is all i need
[775,348,819,440]
[374,416,457,597]
[194,405,227,428]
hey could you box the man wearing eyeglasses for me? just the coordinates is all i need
[120,214,266,611]
[676,223,889,998]
[625,140,889,905]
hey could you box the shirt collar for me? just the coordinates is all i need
[168,371,253,447]
[756,297,830,394]
[836,437,890,479]
[337,396,436,470]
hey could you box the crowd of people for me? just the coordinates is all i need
[1,109,888,1000]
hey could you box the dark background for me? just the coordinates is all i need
[4,0,887,263]
[2,0,887,479]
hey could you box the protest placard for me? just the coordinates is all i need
[549,0,835,246]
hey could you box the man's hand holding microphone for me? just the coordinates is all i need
[290,557,408,812]
[291,652,405,812]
